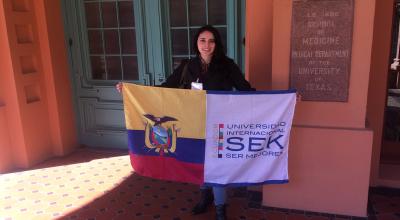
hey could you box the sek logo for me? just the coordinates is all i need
[214,123,287,159]
[226,135,284,152]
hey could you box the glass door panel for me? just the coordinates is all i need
[83,0,139,81]
[168,0,227,70]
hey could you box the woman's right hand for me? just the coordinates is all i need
[116,82,123,93]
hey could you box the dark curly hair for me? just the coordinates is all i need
[193,25,226,62]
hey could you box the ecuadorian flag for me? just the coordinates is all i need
[123,83,206,185]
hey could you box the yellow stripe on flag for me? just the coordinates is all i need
[122,83,206,139]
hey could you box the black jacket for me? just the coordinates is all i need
[161,57,255,91]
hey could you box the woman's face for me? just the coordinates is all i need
[197,31,216,59]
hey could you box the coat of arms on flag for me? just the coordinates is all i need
[143,114,178,155]
[123,83,296,186]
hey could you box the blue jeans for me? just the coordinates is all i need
[201,185,226,205]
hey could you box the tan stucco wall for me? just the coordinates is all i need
[264,127,372,216]
[246,0,377,216]
[0,1,13,172]
[0,0,77,173]
[245,0,273,90]
[271,0,375,128]
[35,0,78,156]
[366,0,394,186]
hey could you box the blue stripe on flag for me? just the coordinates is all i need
[203,179,289,187]
[127,130,205,164]
[206,89,297,95]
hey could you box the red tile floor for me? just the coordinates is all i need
[0,147,399,220]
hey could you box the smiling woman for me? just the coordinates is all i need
[116,25,254,220]
[197,31,216,64]
[160,25,254,91]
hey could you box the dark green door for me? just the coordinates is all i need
[61,0,244,148]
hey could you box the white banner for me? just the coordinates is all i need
[204,91,296,186]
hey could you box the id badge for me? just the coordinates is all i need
[191,82,203,90]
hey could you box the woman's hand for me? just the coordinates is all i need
[296,93,302,102]
[116,82,123,93]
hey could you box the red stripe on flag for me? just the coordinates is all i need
[129,153,204,185]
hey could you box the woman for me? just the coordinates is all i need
[117,25,254,220]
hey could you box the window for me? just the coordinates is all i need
[168,0,227,70]
[83,0,138,80]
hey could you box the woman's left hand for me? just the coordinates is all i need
[296,93,302,102]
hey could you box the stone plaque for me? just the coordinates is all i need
[289,0,354,101]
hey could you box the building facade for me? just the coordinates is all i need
[0,0,398,217]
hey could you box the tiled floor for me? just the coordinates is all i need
[0,148,399,220]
